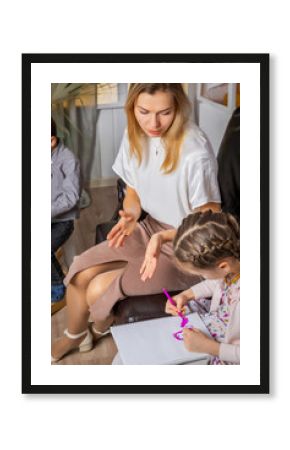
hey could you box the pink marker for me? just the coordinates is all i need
[162,288,189,328]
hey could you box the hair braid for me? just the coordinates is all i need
[174,210,240,269]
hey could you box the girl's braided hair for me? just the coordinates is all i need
[173,210,240,269]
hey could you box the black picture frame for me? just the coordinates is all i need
[22,53,269,394]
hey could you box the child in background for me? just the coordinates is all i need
[51,118,81,304]
[166,210,240,364]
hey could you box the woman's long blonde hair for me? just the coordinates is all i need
[125,83,191,174]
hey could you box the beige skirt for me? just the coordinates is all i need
[64,215,199,321]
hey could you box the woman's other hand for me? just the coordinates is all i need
[107,210,138,248]
[140,233,163,281]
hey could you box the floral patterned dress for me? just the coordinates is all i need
[188,275,240,365]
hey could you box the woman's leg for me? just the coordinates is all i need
[86,268,126,335]
[51,261,126,361]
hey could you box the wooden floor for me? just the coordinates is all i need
[51,185,118,365]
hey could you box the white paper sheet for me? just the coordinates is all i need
[111,313,211,365]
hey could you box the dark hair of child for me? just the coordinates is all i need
[51,118,59,144]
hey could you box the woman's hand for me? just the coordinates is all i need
[140,228,177,282]
[140,233,163,281]
[107,210,138,248]
[183,328,220,356]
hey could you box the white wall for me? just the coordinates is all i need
[198,102,233,155]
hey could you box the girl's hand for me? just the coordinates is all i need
[183,328,220,356]
[107,210,137,248]
[140,233,163,282]
[165,293,189,316]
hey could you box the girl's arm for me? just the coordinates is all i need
[183,328,220,355]
[183,330,240,363]
[219,342,240,364]
[191,279,219,300]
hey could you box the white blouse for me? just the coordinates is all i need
[112,123,221,228]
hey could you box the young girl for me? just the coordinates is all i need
[166,209,240,365]
[52,84,221,363]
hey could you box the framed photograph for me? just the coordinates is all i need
[22,53,269,394]
[197,83,239,110]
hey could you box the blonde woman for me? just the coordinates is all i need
[52,83,221,362]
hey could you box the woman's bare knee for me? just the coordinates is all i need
[70,261,126,290]
[71,267,99,289]
[86,268,126,307]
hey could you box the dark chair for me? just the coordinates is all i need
[95,179,178,325]
[217,107,240,221]
[113,291,182,326]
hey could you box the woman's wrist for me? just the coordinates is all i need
[157,228,176,243]
[153,232,164,245]
[123,187,142,222]
[122,207,141,222]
